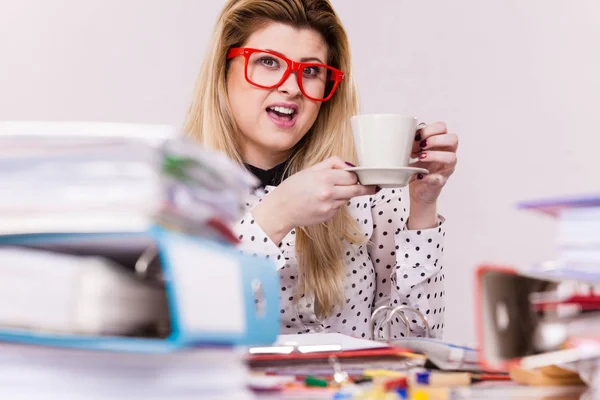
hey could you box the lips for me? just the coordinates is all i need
[266,103,298,128]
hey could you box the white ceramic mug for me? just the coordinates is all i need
[350,114,423,168]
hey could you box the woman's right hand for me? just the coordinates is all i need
[252,156,376,244]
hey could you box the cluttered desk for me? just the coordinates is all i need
[0,121,600,399]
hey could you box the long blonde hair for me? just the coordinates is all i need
[185,0,364,319]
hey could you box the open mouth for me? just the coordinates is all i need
[266,106,297,122]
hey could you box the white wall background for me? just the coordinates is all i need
[2,0,600,344]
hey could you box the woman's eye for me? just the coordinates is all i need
[303,66,321,77]
[259,56,280,68]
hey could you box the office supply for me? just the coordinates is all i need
[273,332,390,352]
[518,193,600,274]
[0,122,279,348]
[305,376,329,387]
[329,355,351,384]
[0,246,168,337]
[517,193,600,217]
[475,263,600,374]
[409,383,587,400]
[363,370,406,378]
[467,193,600,393]
[246,332,425,377]
[509,365,585,386]
[382,376,408,391]
[371,304,432,340]
[530,288,600,312]
[388,337,480,371]
[0,121,275,399]
[0,125,259,243]
[0,227,280,349]
[0,341,256,400]
[415,371,471,387]
[247,374,297,391]
[395,388,408,400]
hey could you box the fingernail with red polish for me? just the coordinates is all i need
[418,152,427,159]
[345,161,355,167]
[417,173,424,180]
[419,139,427,148]
[375,185,382,193]
[414,133,422,141]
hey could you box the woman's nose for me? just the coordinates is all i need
[277,72,302,97]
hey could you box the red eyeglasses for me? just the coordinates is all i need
[226,47,344,102]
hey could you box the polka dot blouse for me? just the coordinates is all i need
[234,185,446,340]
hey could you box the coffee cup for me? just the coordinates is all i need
[348,114,428,187]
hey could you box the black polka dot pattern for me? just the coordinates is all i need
[233,186,446,340]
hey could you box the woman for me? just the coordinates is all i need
[185,0,458,340]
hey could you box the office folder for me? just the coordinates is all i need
[517,193,600,217]
[389,337,480,371]
[475,263,600,372]
[0,341,256,400]
[518,193,600,268]
[0,225,280,351]
[246,332,425,377]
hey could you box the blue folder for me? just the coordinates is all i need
[0,225,280,352]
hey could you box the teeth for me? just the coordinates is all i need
[270,106,295,115]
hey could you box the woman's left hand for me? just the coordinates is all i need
[409,122,458,205]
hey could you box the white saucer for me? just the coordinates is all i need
[345,166,429,188]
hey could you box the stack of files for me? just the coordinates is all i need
[0,121,281,398]
[475,263,600,388]
[0,230,280,399]
[0,343,254,400]
[245,332,484,379]
[246,332,425,377]
[0,229,280,346]
[518,193,600,273]
[470,192,600,390]
[388,337,480,371]
[0,121,259,241]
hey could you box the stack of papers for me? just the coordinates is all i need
[0,126,259,241]
[518,193,600,273]
[0,122,271,399]
[0,245,169,337]
[247,333,427,377]
[0,343,254,400]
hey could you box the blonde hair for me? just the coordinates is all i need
[185,0,364,319]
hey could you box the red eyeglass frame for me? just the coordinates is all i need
[226,47,344,102]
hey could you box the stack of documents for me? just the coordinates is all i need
[473,192,600,390]
[0,246,169,337]
[247,332,424,377]
[518,193,600,273]
[0,123,259,240]
[246,332,483,378]
[0,343,254,400]
[0,122,279,399]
